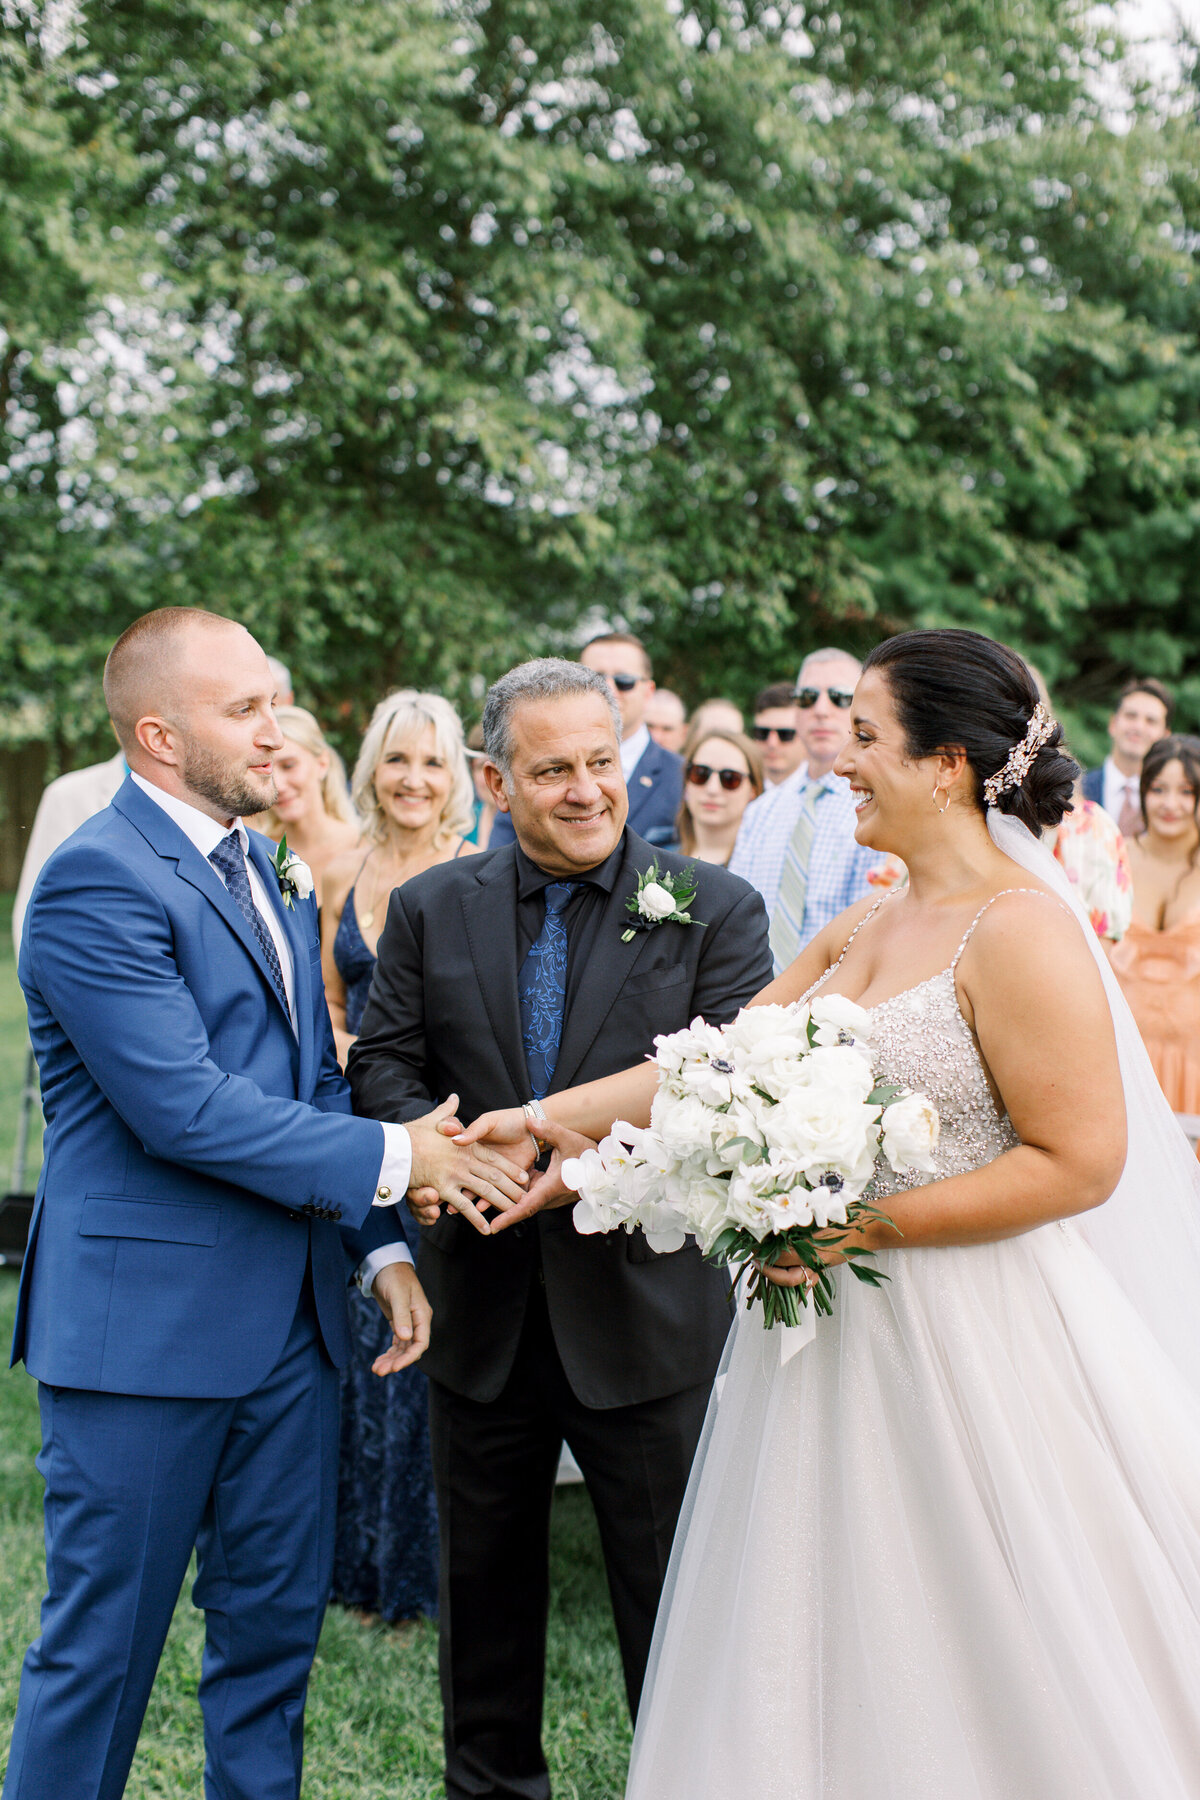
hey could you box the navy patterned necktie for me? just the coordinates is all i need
[208,831,291,1018]
[519,879,577,1100]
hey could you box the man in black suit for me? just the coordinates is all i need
[489,630,684,850]
[349,659,771,1800]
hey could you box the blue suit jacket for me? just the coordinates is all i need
[14,777,394,1399]
[490,738,685,851]
[1081,766,1104,807]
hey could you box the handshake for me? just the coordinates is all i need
[405,1100,594,1236]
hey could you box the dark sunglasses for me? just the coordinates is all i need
[751,724,798,743]
[686,762,750,792]
[610,671,646,692]
[794,685,854,709]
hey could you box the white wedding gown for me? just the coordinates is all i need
[626,828,1200,1800]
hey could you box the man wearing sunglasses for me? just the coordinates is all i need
[730,646,886,974]
[751,682,806,786]
[489,632,685,853]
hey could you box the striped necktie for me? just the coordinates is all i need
[209,831,291,1018]
[769,777,825,973]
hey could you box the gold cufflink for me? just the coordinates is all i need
[376,1185,392,1201]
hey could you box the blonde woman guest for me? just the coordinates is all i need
[322,690,476,1628]
[1109,734,1200,1125]
[322,691,477,1069]
[676,727,764,867]
[256,705,361,903]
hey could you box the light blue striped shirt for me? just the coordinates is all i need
[729,765,885,973]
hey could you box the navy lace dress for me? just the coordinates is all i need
[330,887,439,1622]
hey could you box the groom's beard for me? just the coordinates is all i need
[182,741,278,820]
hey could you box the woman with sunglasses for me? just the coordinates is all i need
[676,726,764,865]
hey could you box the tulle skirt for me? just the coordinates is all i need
[626,1222,1200,1800]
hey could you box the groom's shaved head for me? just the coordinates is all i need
[104,608,252,750]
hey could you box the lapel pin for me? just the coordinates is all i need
[639,774,653,786]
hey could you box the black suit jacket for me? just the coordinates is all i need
[348,830,772,1407]
[489,739,685,852]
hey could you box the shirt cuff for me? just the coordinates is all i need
[372,1120,413,1206]
[355,1243,414,1298]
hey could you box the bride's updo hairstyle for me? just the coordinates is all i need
[862,629,1079,832]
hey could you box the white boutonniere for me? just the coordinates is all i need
[272,836,314,910]
[621,861,706,944]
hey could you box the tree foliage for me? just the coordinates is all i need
[3,0,1200,762]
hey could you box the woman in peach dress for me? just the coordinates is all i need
[1108,734,1200,1123]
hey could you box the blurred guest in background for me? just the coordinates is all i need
[677,727,764,866]
[322,690,477,1628]
[490,631,683,849]
[266,655,295,706]
[1108,734,1200,1130]
[1023,664,1131,944]
[1081,677,1172,836]
[256,705,361,904]
[464,721,498,849]
[12,743,126,954]
[690,696,744,738]
[645,688,688,754]
[751,682,804,786]
[730,647,882,973]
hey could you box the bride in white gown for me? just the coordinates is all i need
[460,628,1200,1798]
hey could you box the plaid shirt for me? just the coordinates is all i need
[729,765,885,972]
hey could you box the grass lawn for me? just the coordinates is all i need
[0,895,632,1798]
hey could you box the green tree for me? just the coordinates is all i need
[4,0,1200,765]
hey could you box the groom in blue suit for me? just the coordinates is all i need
[4,608,526,1800]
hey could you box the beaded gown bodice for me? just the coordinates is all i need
[801,892,1048,1200]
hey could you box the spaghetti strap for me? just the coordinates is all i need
[948,887,1067,974]
[801,892,898,1003]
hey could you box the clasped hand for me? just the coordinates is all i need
[405,1096,537,1235]
[408,1105,596,1234]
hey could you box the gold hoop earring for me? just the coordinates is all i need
[933,786,951,815]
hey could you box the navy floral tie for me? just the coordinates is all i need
[519,880,576,1099]
[209,831,291,1018]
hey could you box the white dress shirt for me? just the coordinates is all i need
[1100,757,1140,828]
[620,722,652,783]
[130,775,412,1286]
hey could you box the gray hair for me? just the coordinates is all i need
[482,658,621,779]
[796,645,862,683]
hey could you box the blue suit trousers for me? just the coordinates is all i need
[3,1282,339,1800]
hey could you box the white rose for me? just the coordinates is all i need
[769,1084,879,1183]
[724,1165,777,1239]
[681,1172,735,1250]
[638,880,678,921]
[286,855,315,901]
[881,1092,940,1174]
[651,1090,721,1160]
[722,1003,810,1052]
[809,994,875,1051]
[791,1044,876,1104]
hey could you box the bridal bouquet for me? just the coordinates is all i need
[562,998,939,1331]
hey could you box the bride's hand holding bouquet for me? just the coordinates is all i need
[561,995,940,1333]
